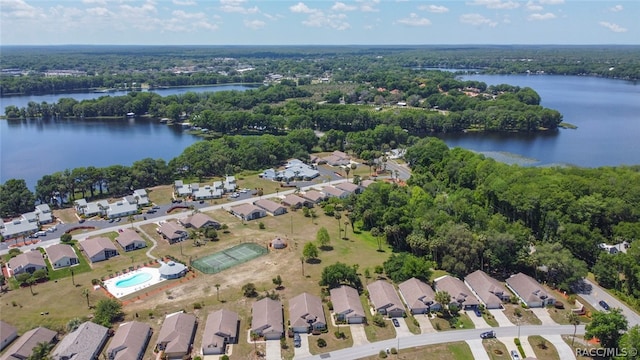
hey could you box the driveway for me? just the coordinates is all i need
[531,307,557,325]
[498,336,536,360]
[294,333,312,358]
[393,318,413,338]
[466,339,490,360]
[466,310,491,329]
[265,339,281,360]
[576,278,640,326]
[543,334,577,360]
[415,314,436,334]
[349,324,369,346]
[489,309,514,327]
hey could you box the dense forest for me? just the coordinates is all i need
[1,45,639,96]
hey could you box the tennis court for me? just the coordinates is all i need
[191,242,268,274]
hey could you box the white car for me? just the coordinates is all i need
[47,226,57,233]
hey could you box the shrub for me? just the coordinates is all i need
[334,330,345,339]
[514,308,522,317]
[435,322,441,330]
[317,338,327,347]
[390,347,398,354]
[514,338,525,358]
[378,350,388,358]
[373,314,386,327]
[221,356,230,360]
[327,300,333,310]
[193,302,203,310]
[258,222,265,230]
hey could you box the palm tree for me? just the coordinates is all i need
[435,291,451,316]
[300,256,305,277]
[344,166,350,181]
[28,341,53,360]
[567,311,581,346]
[215,283,221,301]
[128,215,135,229]
[66,317,83,333]
[82,288,90,308]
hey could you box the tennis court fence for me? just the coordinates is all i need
[191,242,268,274]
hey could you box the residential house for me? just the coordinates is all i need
[35,204,53,224]
[254,199,287,216]
[115,229,147,252]
[158,222,189,244]
[229,204,266,221]
[0,321,17,351]
[251,298,284,340]
[281,194,314,209]
[398,277,441,314]
[367,280,406,318]
[132,189,150,206]
[321,186,349,199]
[74,199,109,217]
[45,244,79,269]
[334,182,362,195]
[80,237,118,263]
[74,199,88,215]
[321,151,351,166]
[330,285,366,324]
[433,275,479,310]
[289,293,327,333]
[505,273,556,308]
[156,312,197,360]
[0,326,57,360]
[464,270,511,309]
[201,309,239,355]
[224,176,237,193]
[174,180,192,198]
[107,321,152,360]
[192,185,223,200]
[8,251,46,276]
[180,213,221,230]
[360,179,376,188]
[301,190,326,204]
[51,321,108,360]
[106,200,138,219]
[0,219,39,240]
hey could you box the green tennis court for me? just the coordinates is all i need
[191,242,268,274]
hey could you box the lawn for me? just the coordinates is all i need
[480,307,500,327]
[358,342,474,360]
[528,335,560,360]
[430,312,475,331]
[361,294,397,342]
[502,304,542,326]
[404,315,421,335]
[483,339,511,360]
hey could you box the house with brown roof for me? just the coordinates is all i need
[115,229,147,252]
[321,151,351,166]
[360,179,376,188]
[367,280,406,318]
[0,321,17,351]
[0,326,57,360]
[8,251,46,276]
[464,270,511,309]
[156,312,197,360]
[335,182,362,195]
[80,237,118,263]
[301,190,326,204]
[398,277,441,314]
[254,199,287,216]
[107,321,152,360]
[251,298,284,340]
[289,293,327,333]
[433,275,479,310]
[201,309,239,355]
[51,321,109,360]
[179,213,221,230]
[281,194,314,209]
[506,273,556,308]
[229,204,266,221]
[45,244,79,269]
[322,186,349,199]
[330,285,366,324]
[157,222,188,244]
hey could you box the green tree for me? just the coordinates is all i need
[303,242,319,261]
[319,262,362,290]
[93,298,123,327]
[618,325,640,360]
[371,227,383,251]
[530,242,588,292]
[585,308,628,349]
[215,283,221,301]
[27,341,54,360]
[383,253,434,283]
[60,233,73,244]
[435,291,451,315]
[272,275,283,290]
[66,317,83,333]
[317,227,331,250]
[242,283,258,297]
[82,288,90,308]
[0,179,36,217]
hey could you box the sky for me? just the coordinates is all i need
[0,0,637,45]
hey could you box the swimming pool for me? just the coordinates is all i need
[115,272,153,288]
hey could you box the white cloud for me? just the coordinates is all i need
[86,7,112,17]
[418,5,449,13]
[301,11,350,30]
[290,2,316,14]
[539,0,564,4]
[357,0,380,12]
[173,0,196,5]
[599,21,627,33]
[609,5,623,12]
[120,1,158,17]
[467,0,520,10]
[460,13,498,27]
[528,12,556,21]
[244,19,265,29]
[82,0,106,5]
[0,0,45,19]
[398,13,431,27]
[219,0,258,13]
[525,1,543,11]
[172,10,207,20]
[332,2,356,12]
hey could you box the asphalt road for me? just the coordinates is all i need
[577,278,640,326]
[297,325,586,360]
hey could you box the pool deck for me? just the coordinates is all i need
[103,267,165,299]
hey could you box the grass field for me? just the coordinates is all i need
[483,339,511,360]
[528,335,560,360]
[358,341,474,360]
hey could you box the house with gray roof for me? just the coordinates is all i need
[301,190,326,204]
[157,222,188,244]
[174,180,192,197]
[115,229,146,252]
[335,182,362,195]
[51,321,108,360]
[201,309,239,355]
[74,199,109,217]
[229,204,266,221]
[434,275,479,310]
[322,186,349,199]
[192,185,223,200]
[398,277,441,314]
[367,280,406,318]
[106,200,138,219]
[330,285,366,324]
[289,293,327,333]
[254,199,287,216]
[281,194,314,209]
[156,312,197,360]
[1,219,38,240]
[80,237,118,263]
[0,321,17,351]
[107,321,152,360]
[321,151,351,166]
[224,176,236,193]
[180,213,220,230]
[132,189,150,206]
[9,251,46,276]
[360,179,376,188]
[251,298,284,340]
[45,244,79,269]
[464,270,510,309]
[506,272,556,308]
[35,204,53,224]
[0,326,57,360]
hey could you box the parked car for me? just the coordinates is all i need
[230,192,239,198]
[115,218,121,222]
[510,350,520,360]
[293,333,301,348]
[480,330,496,339]
[108,218,115,223]
[152,205,160,209]
[474,308,483,317]
[599,300,611,311]
[392,318,400,327]
[46,226,57,232]
[35,230,48,237]
[146,209,156,214]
